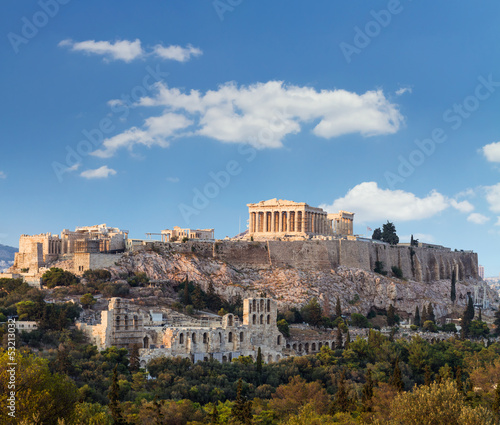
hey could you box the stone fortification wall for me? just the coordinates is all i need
[194,240,478,283]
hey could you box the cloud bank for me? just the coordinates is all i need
[92,81,403,157]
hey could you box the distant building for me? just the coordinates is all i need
[479,265,485,279]
[12,224,128,273]
[161,227,214,242]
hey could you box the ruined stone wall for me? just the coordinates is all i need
[74,253,123,275]
[185,240,479,283]
[213,241,271,268]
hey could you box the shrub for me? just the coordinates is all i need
[350,313,369,328]
[374,261,387,276]
[423,320,438,332]
[391,266,404,279]
[42,268,79,288]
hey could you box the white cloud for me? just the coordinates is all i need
[467,213,490,224]
[153,44,202,62]
[482,141,500,163]
[320,182,449,223]
[450,199,474,213]
[80,166,117,179]
[0,171,6,179]
[59,39,143,62]
[395,87,412,96]
[167,177,180,183]
[485,183,500,213]
[92,113,193,158]
[94,81,403,156]
[59,39,203,63]
[495,217,500,226]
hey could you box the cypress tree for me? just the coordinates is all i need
[336,324,343,349]
[256,347,262,376]
[387,304,396,326]
[421,305,428,323]
[390,358,404,392]
[335,296,342,318]
[231,379,252,425]
[129,343,140,372]
[451,271,457,303]
[108,366,126,425]
[336,372,350,413]
[361,369,374,411]
[345,331,351,349]
[183,279,191,305]
[414,306,421,327]
[192,285,205,310]
[461,295,475,338]
[427,303,435,323]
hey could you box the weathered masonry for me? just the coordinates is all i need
[247,198,354,240]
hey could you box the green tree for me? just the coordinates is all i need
[387,304,396,327]
[372,228,382,240]
[461,295,475,338]
[108,366,126,425]
[391,265,404,279]
[300,298,323,327]
[423,320,438,332]
[182,279,191,306]
[256,347,263,376]
[361,369,374,411]
[80,293,97,309]
[427,303,436,323]
[390,357,404,392]
[336,325,343,349]
[332,372,349,413]
[414,306,421,327]
[374,261,387,276]
[277,319,290,337]
[382,221,399,245]
[335,296,342,318]
[421,304,428,323]
[129,343,140,372]
[192,285,205,310]
[469,320,489,338]
[231,378,252,425]
[42,267,78,288]
[206,282,222,311]
[350,313,369,328]
[0,349,78,424]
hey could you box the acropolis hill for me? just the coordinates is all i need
[6,199,497,323]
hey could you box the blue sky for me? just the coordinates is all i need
[1,1,500,275]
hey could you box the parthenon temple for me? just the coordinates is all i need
[247,199,354,240]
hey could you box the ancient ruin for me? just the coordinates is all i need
[78,297,287,366]
[161,227,214,242]
[247,198,354,240]
[12,224,128,273]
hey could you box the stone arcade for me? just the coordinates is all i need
[78,297,287,366]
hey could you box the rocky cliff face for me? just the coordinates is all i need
[106,246,498,321]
